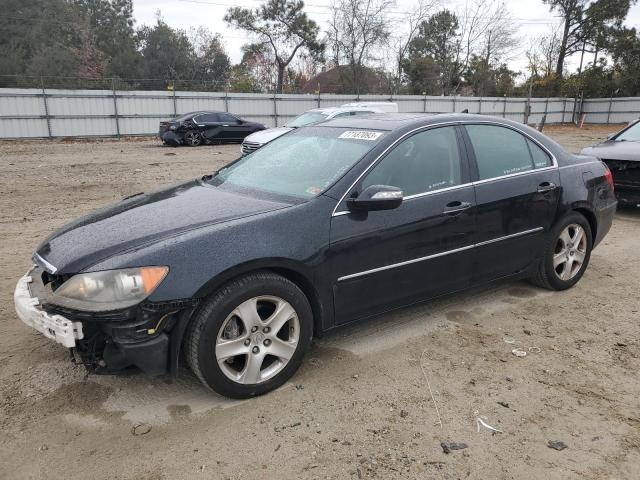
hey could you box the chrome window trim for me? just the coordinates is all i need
[471,165,557,186]
[331,120,559,217]
[336,227,544,282]
[32,252,57,274]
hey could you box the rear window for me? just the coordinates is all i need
[465,125,551,180]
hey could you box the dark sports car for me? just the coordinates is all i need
[159,111,265,146]
[581,119,640,206]
[15,113,616,399]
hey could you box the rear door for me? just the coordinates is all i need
[461,123,560,284]
[194,113,225,140]
[329,125,477,324]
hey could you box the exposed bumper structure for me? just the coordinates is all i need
[14,267,195,377]
[14,272,83,348]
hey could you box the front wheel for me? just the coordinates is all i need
[530,212,593,290]
[184,272,313,398]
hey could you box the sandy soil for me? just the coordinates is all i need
[1,124,639,480]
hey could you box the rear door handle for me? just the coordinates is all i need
[537,182,557,192]
[443,201,473,215]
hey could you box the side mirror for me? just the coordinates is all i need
[347,185,403,212]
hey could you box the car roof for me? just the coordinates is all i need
[308,106,385,115]
[318,112,532,131]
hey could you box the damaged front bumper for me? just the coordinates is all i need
[603,159,640,206]
[14,266,196,377]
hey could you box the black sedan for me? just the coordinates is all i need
[581,119,640,206]
[159,111,265,146]
[15,114,617,398]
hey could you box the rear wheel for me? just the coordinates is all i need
[185,272,313,398]
[530,212,593,290]
[183,130,202,146]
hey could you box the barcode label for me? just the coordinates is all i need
[338,130,383,141]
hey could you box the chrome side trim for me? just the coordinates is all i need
[336,226,545,282]
[32,252,57,274]
[474,227,544,247]
[331,119,559,217]
[337,244,476,282]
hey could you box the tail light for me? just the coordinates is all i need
[603,163,615,192]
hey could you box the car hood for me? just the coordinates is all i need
[581,140,640,161]
[34,180,289,274]
[244,127,293,145]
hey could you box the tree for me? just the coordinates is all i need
[391,0,439,94]
[0,0,83,80]
[542,0,633,82]
[190,28,231,88]
[225,0,324,93]
[407,10,461,95]
[328,0,393,94]
[137,18,197,85]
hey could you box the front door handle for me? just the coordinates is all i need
[443,201,473,215]
[537,181,557,193]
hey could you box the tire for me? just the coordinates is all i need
[183,130,202,146]
[530,212,593,291]
[184,271,313,399]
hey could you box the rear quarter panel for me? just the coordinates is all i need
[558,154,617,248]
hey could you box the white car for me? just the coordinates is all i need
[240,103,398,155]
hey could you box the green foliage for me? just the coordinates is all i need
[405,10,462,95]
[225,0,324,93]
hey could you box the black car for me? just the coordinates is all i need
[15,114,617,399]
[158,111,265,146]
[581,119,640,206]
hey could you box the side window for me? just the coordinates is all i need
[361,126,462,197]
[219,113,239,123]
[527,139,552,168]
[333,112,352,118]
[352,110,375,116]
[196,113,219,123]
[465,125,535,180]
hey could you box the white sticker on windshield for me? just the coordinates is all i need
[338,130,383,141]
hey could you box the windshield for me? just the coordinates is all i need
[615,121,640,141]
[212,127,386,198]
[286,112,329,128]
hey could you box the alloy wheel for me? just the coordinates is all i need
[553,224,587,281]
[215,296,300,384]
[184,131,201,146]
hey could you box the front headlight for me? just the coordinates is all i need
[51,266,168,312]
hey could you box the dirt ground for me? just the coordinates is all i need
[1,124,639,480]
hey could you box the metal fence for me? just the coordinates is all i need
[1,87,639,139]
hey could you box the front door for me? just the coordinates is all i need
[328,125,477,325]
[461,123,561,284]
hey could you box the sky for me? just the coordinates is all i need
[132,0,640,76]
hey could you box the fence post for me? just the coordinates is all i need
[561,98,566,123]
[224,86,229,113]
[478,97,482,114]
[40,77,52,138]
[273,93,278,127]
[606,95,613,125]
[316,86,321,108]
[544,97,549,124]
[111,78,120,138]
[502,96,507,117]
[423,92,427,113]
[452,96,456,113]
[172,80,177,117]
